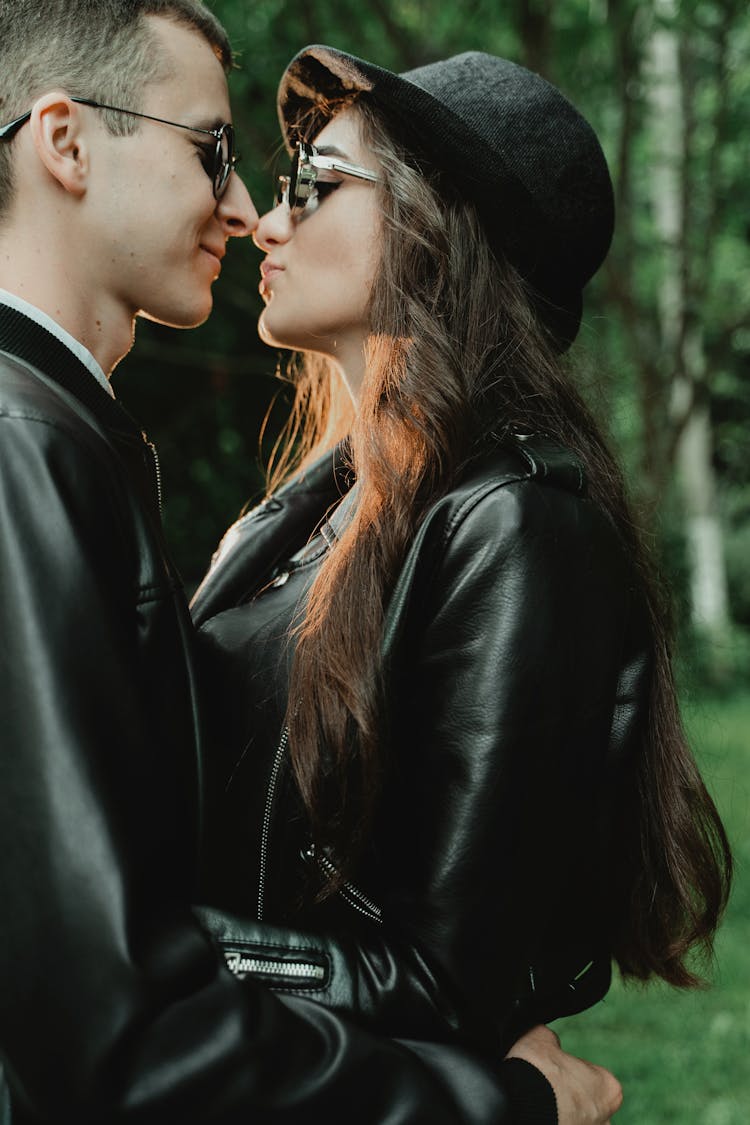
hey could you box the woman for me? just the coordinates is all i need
[191,45,731,1116]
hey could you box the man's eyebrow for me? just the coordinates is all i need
[192,117,227,133]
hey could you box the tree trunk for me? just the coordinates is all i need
[673,329,731,634]
[645,0,731,662]
[514,0,553,77]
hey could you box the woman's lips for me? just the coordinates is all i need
[259,261,284,295]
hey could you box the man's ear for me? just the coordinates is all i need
[28,93,89,197]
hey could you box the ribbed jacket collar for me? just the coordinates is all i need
[0,302,144,443]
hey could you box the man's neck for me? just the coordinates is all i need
[0,234,135,375]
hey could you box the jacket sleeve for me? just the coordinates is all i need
[194,475,642,1054]
[375,476,641,1046]
[0,412,549,1124]
[192,901,469,1039]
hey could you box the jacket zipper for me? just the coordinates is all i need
[260,730,383,927]
[147,441,163,514]
[257,727,289,921]
[222,948,325,984]
[306,844,383,925]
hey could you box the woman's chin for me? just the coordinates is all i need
[257,309,281,348]
[258,310,305,354]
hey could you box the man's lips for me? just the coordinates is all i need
[200,245,225,270]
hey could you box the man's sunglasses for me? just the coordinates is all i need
[0,97,238,200]
[276,140,379,217]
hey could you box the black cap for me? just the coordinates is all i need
[278,46,615,350]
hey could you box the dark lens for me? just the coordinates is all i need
[214,125,234,199]
[288,142,317,215]
[288,145,300,210]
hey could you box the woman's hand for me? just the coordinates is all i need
[505,1025,623,1124]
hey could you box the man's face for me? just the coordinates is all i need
[87,15,255,329]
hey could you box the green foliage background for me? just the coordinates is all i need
[115,5,748,1117]
[118,1,750,626]
[557,692,750,1124]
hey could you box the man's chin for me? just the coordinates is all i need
[136,299,213,330]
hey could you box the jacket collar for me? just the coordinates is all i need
[0,302,145,445]
[0,301,170,557]
[321,480,358,544]
[191,445,355,625]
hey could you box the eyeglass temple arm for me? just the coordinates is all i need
[0,113,32,141]
[1,99,222,142]
[68,98,222,140]
[0,99,122,141]
[309,154,379,183]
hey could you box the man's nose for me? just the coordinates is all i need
[218,171,258,238]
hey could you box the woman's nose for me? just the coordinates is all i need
[253,201,294,251]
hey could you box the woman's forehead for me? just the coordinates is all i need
[313,108,364,155]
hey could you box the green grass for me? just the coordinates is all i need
[555,692,750,1124]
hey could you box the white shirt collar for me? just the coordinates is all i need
[0,289,114,398]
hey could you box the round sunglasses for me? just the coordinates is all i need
[0,97,239,200]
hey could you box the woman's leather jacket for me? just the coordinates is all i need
[192,435,653,1054]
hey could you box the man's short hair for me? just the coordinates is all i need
[0,0,232,215]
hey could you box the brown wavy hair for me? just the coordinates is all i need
[275,96,731,987]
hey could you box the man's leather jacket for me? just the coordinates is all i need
[0,307,549,1123]
[191,436,652,1053]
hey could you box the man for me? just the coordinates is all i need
[0,2,622,1121]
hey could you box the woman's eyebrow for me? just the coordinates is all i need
[315,144,351,159]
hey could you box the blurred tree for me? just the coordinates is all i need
[595,0,749,677]
[646,0,731,653]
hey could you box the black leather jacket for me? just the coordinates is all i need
[192,437,652,1054]
[0,307,550,1124]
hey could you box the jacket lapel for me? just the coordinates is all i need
[0,303,166,551]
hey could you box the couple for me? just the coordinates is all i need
[0,2,731,1123]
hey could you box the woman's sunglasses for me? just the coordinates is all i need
[276,140,379,217]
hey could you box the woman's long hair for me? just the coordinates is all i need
[276,97,731,987]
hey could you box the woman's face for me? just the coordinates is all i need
[253,108,382,396]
